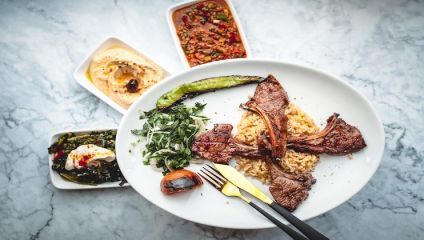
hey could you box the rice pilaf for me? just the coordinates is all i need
[235,103,320,184]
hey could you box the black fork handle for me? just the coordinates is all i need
[270,202,329,240]
[249,202,308,240]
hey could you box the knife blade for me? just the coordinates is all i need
[213,163,273,204]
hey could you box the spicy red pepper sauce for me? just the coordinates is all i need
[78,154,93,167]
[173,0,247,67]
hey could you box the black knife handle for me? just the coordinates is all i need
[270,202,329,240]
[248,202,308,240]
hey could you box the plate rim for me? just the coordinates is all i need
[117,58,385,229]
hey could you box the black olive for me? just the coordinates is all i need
[126,79,139,93]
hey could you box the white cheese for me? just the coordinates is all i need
[65,144,115,170]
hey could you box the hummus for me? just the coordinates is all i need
[88,47,165,109]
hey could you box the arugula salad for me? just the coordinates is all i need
[131,103,209,174]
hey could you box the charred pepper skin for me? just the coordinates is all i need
[160,169,203,195]
[156,75,263,109]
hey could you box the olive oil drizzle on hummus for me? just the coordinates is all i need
[88,47,165,109]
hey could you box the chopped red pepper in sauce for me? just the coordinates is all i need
[173,0,247,67]
[53,149,65,161]
[78,154,93,167]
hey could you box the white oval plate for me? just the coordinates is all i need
[116,59,385,229]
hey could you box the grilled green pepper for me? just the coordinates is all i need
[156,75,264,109]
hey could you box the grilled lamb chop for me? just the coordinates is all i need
[268,163,315,211]
[191,124,235,164]
[268,163,316,189]
[287,113,366,155]
[192,126,315,211]
[269,178,309,212]
[193,113,366,164]
[242,74,290,161]
[192,113,366,164]
[191,124,263,164]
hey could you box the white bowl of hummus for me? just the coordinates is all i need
[74,37,170,114]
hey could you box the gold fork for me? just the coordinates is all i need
[199,165,309,240]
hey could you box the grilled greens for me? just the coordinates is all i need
[156,75,263,109]
[48,130,126,185]
[131,103,209,175]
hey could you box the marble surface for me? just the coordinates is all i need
[0,0,423,239]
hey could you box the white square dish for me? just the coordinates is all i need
[49,128,130,190]
[73,37,170,114]
[167,0,251,69]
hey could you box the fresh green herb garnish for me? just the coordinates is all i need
[211,50,221,58]
[132,103,209,175]
[216,12,228,21]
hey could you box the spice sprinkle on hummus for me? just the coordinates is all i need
[88,47,166,109]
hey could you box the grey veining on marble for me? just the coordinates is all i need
[0,0,423,239]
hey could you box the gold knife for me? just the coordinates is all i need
[214,163,329,240]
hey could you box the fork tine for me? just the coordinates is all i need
[205,164,226,179]
[199,170,223,189]
[200,169,222,186]
[198,171,221,190]
[203,166,226,184]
